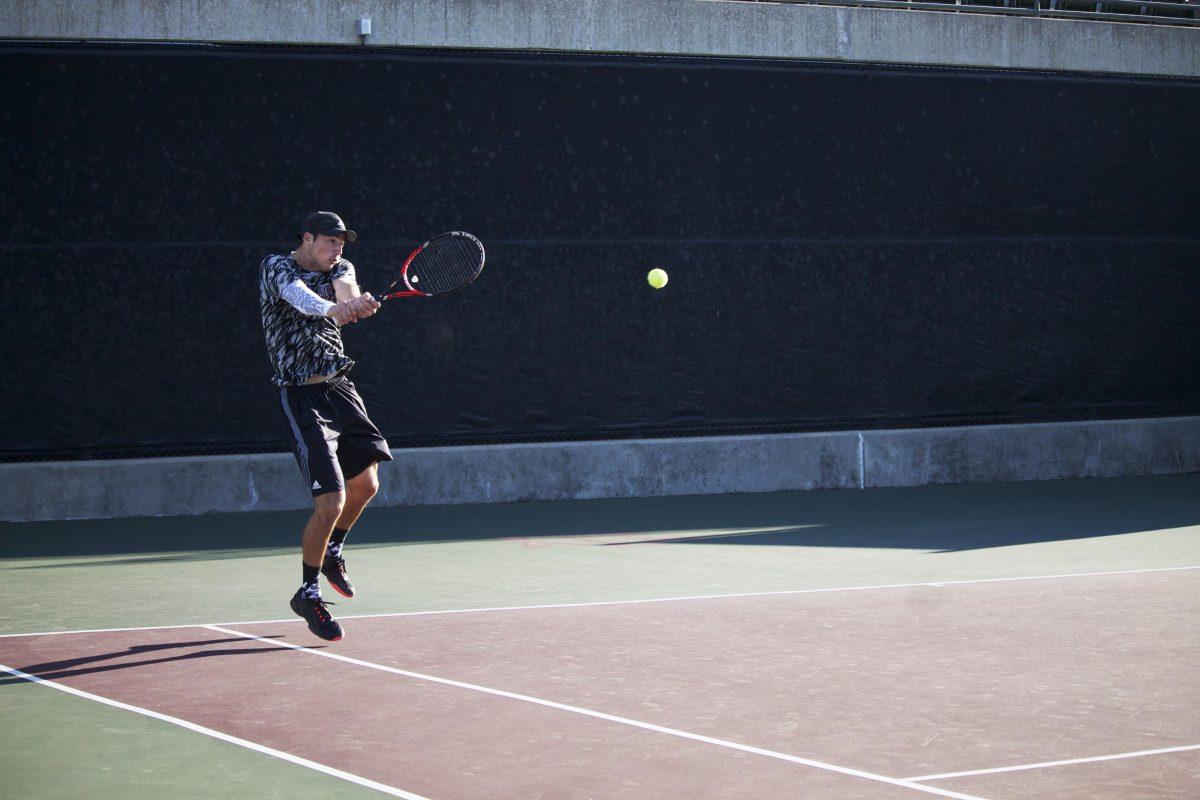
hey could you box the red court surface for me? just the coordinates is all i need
[3,567,1198,800]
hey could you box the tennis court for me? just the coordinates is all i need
[3,473,1198,799]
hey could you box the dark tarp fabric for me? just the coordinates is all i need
[3,44,1198,460]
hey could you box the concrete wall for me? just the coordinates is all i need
[4,417,1197,522]
[4,0,1198,77]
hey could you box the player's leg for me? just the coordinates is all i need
[321,376,392,599]
[279,385,349,641]
[290,488,348,641]
[303,490,346,568]
[335,461,379,534]
[322,460,379,598]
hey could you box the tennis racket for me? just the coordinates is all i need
[379,231,485,301]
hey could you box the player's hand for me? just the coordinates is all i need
[351,293,380,320]
[327,301,358,326]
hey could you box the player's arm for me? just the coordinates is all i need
[333,274,360,302]
[333,262,379,319]
[278,278,358,325]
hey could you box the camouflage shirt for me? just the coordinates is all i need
[258,254,355,386]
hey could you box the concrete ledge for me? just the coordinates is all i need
[862,416,1200,487]
[2,416,1196,522]
[4,0,1198,77]
[376,431,860,509]
[0,432,861,522]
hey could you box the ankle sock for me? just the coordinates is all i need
[300,562,321,598]
[327,527,349,558]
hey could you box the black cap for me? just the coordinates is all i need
[299,211,358,242]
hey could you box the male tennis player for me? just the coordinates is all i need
[259,211,388,642]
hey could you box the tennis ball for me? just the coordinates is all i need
[647,268,669,289]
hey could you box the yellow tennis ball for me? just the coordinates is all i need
[647,268,669,289]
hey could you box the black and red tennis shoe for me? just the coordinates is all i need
[290,590,344,641]
[321,554,355,598]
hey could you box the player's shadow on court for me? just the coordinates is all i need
[7,548,304,570]
[0,636,322,686]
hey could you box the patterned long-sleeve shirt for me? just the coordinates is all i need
[259,254,356,386]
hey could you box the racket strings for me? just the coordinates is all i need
[409,237,484,294]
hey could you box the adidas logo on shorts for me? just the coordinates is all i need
[312,480,321,490]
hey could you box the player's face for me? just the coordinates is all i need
[314,233,346,267]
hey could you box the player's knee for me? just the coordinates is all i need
[361,469,380,498]
[313,491,346,521]
[349,466,379,500]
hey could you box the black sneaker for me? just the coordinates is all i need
[321,554,355,598]
[290,590,344,641]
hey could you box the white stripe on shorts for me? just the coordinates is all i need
[279,388,311,484]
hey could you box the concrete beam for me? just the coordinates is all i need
[2,417,1196,522]
[862,416,1200,487]
[4,0,1198,77]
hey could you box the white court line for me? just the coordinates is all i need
[205,624,988,800]
[2,564,1198,639]
[905,743,1200,782]
[0,662,431,800]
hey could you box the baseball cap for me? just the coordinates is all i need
[299,211,358,242]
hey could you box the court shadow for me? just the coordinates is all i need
[588,474,1200,553]
[346,473,1199,554]
[2,473,1197,559]
[0,635,323,686]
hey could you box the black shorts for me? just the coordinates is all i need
[277,374,393,497]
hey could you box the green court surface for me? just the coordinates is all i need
[2,473,1198,799]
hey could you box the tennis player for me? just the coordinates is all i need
[259,211,389,641]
